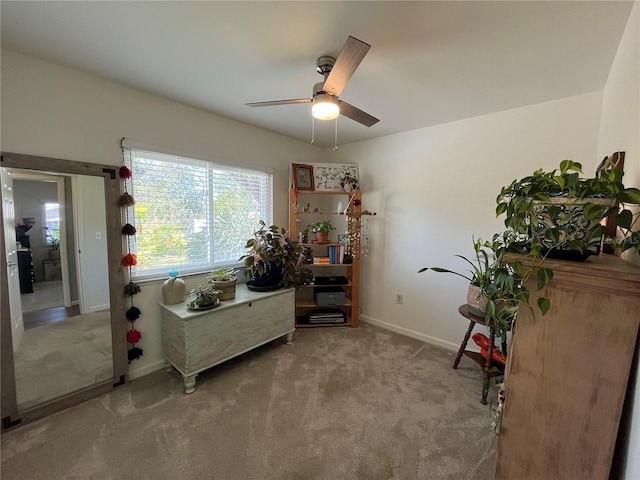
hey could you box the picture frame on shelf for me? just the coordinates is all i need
[292,163,315,191]
[338,234,350,245]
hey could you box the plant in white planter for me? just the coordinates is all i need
[208,266,238,300]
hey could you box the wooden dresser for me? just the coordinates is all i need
[495,254,640,479]
[160,285,295,393]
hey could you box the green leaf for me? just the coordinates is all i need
[582,203,607,221]
[617,209,633,229]
[496,202,507,217]
[486,300,497,319]
[560,160,582,174]
[566,172,579,189]
[545,228,559,243]
[554,175,565,190]
[536,267,553,290]
[533,192,550,202]
[616,188,640,204]
[538,297,551,315]
[512,261,524,276]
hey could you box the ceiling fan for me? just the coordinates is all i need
[246,36,379,127]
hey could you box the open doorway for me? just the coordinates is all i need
[13,173,79,329]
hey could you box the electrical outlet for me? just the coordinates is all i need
[396,294,404,304]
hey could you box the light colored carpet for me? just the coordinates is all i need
[1,323,498,479]
[13,310,112,410]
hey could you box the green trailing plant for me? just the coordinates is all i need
[495,159,640,313]
[239,220,312,288]
[496,159,640,257]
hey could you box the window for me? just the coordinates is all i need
[43,202,60,245]
[126,148,273,280]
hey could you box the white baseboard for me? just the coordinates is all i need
[128,359,166,380]
[87,304,110,313]
[360,314,460,352]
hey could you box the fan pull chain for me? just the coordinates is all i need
[310,116,315,144]
[334,117,339,151]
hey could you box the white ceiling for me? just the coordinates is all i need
[1,1,634,148]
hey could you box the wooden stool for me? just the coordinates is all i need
[453,304,507,404]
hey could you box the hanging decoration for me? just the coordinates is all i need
[120,138,143,363]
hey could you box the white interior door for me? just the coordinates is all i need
[74,175,109,313]
[1,167,24,351]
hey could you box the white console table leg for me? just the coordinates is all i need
[183,374,197,394]
[285,331,294,345]
[164,359,175,373]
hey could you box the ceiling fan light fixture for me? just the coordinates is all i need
[312,93,340,120]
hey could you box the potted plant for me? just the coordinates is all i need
[419,237,494,316]
[44,226,61,259]
[240,220,312,290]
[496,159,640,260]
[494,158,640,315]
[305,220,335,244]
[208,266,237,300]
[49,238,61,260]
[187,285,222,310]
[419,234,527,341]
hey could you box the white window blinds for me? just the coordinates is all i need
[126,148,273,280]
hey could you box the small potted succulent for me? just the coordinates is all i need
[208,266,237,300]
[240,220,312,290]
[187,285,222,310]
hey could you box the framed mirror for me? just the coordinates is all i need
[1,152,128,429]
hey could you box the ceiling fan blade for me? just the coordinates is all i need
[338,100,379,127]
[246,98,312,107]
[322,36,371,97]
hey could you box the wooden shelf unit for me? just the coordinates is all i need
[289,188,363,328]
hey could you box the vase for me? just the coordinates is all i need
[249,260,283,290]
[467,284,488,317]
[315,232,329,244]
[162,275,187,305]
[532,197,616,260]
[210,278,237,300]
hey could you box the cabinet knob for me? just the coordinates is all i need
[248,302,252,307]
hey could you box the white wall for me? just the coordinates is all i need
[596,3,640,479]
[1,50,322,378]
[331,93,603,349]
